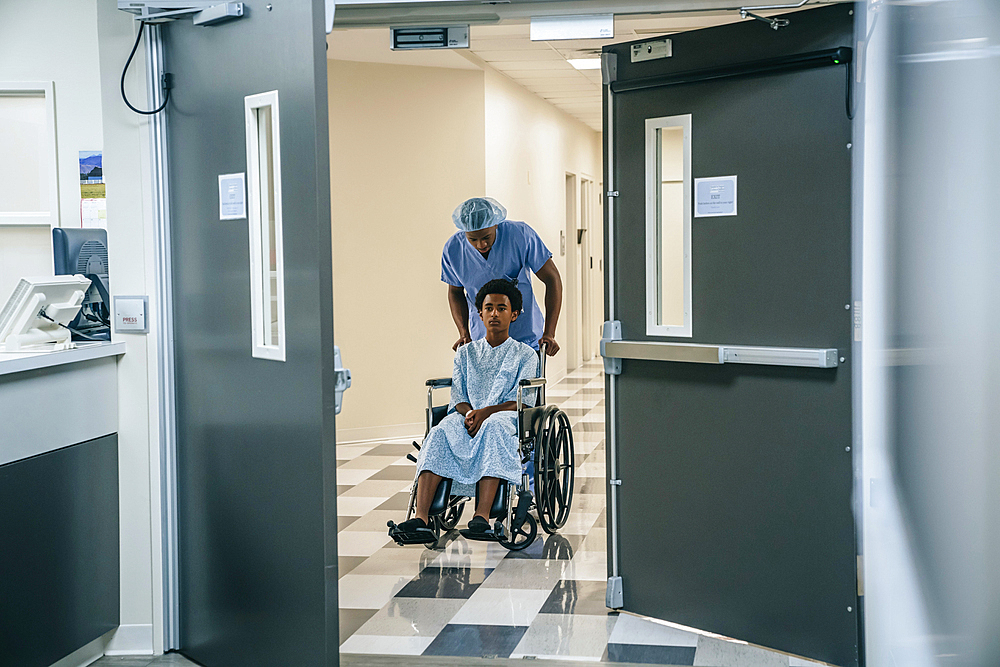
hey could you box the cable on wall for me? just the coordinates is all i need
[121,21,173,115]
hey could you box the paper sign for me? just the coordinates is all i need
[694,175,737,217]
[219,173,246,220]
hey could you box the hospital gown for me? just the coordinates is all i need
[417,337,539,495]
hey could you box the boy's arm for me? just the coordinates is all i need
[478,401,517,416]
[464,401,517,437]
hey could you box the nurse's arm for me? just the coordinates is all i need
[535,259,563,356]
[447,284,473,350]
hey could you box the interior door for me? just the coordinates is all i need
[602,6,859,666]
[161,3,339,666]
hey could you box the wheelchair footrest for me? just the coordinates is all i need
[459,516,497,541]
[387,520,436,546]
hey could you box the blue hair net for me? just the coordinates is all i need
[452,197,507,232]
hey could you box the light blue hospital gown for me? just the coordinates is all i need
[417,337,539,495]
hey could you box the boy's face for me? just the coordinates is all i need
[479,293,517,335]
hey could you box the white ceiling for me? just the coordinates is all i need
[327,12,771,132]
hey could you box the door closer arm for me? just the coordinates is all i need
[118,1,244,26]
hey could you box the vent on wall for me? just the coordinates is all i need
[390,25,470,50]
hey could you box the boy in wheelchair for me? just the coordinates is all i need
[389,278,539,544]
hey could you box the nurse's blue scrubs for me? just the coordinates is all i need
[441,220,552,350]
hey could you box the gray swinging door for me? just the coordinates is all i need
[159,2,339,666]
[601,5,860,667]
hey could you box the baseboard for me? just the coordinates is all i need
[104,624,154,656]
[48,631,111,667]
[337,422,424,445]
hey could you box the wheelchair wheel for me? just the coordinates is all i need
[533,408,575,534]
[438,500,466,531]
[496,513,537,551]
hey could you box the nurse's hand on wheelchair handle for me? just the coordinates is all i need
[540,335,559,355]
[453,333,472,351]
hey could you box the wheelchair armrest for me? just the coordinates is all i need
[519,378,547,388]
[426,378,453,388]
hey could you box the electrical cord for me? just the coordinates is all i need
[37,310,107,343]
[121,20,172,115]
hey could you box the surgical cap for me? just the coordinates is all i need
[452,197,507,232]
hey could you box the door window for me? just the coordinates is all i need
[645,114,691,337]
[245,91,286,361]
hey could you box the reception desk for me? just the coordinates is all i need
[0,342,125,667]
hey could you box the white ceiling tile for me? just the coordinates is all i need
[469,38,551,52]
[554,104,601,113]
[504,70,586,80]
[473,50,565,62]
[544,97,602,105]
[523,81,599,90]
[490,60,575,72]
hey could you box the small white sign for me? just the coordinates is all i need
[694,175,738,218]
[114,295,149,334]
[219,172,246,220]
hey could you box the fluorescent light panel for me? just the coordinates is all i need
[567,58,601,70]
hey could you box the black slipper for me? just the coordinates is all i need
[459,516,496,541]
[396,517,430,532]
[387,517,437,545]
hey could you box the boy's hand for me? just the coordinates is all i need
[464,408,490,437]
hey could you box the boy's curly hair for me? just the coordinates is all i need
[475,278,523,314]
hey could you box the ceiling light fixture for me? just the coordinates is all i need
[567,58,602,70]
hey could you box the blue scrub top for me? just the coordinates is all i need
[441,220,552,350]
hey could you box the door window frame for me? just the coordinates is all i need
[645,113,692,337]
[245,90,286,362]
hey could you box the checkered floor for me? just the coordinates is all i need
[335,360,826,666]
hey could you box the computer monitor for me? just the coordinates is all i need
[53,228,110,341]
[0,275,92,351]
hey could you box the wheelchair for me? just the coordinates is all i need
[387,344,575,551]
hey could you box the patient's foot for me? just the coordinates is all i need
[459,516,496,540]
[388,516,438,545]
[395,517,431,533]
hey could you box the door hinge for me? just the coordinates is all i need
[606,190,619,198]
[609,479,622,486]
[606,576,624,609]
[600,320,622,375]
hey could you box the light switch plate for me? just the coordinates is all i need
[114,295,149,334]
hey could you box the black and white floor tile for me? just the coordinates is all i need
[335,360,829,666]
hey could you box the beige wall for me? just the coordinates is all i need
[0,0,105,301]
[329,58,602,438]
[329,60,486,439]
[483,69,603,376]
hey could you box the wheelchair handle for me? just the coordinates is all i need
[425,377,452,388]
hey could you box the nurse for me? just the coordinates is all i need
[442,197,562,355]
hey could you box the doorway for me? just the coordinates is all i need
[154,5,866,667]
